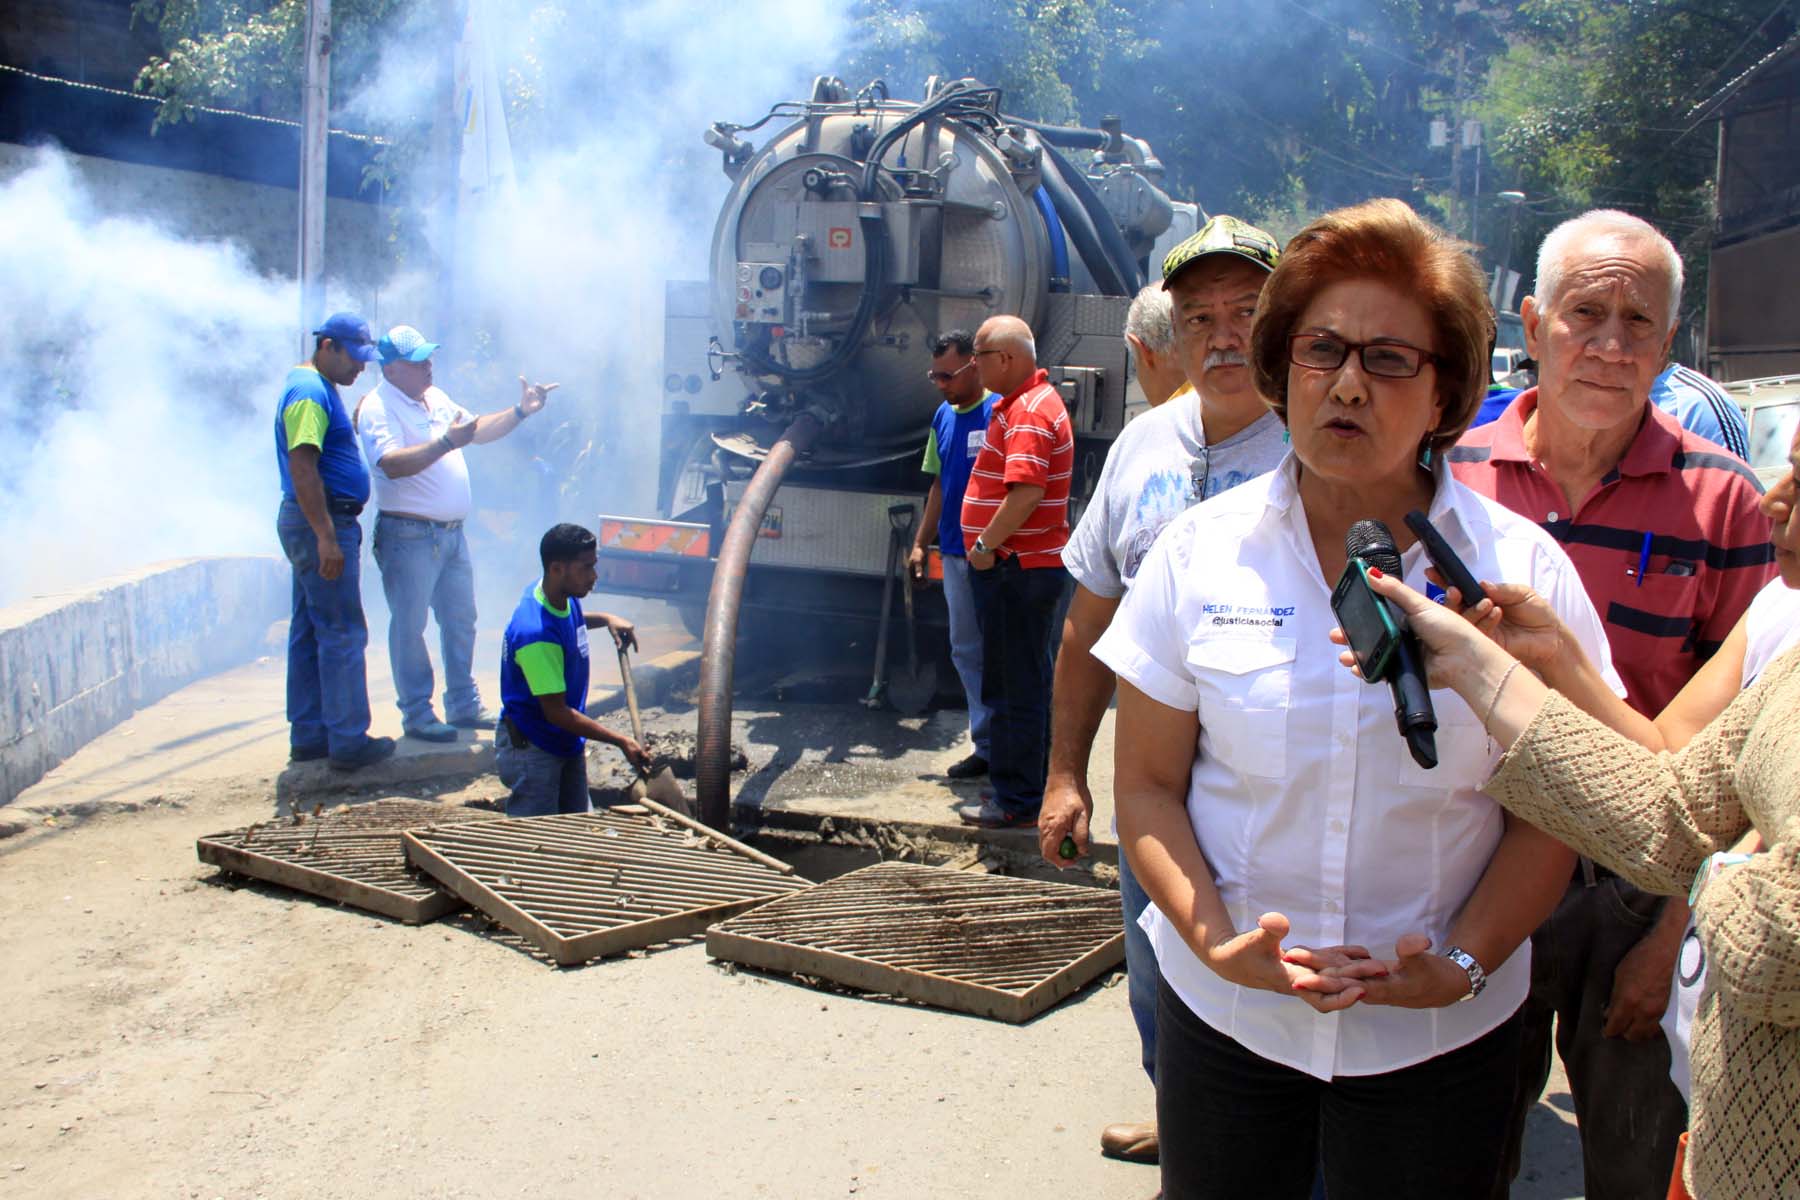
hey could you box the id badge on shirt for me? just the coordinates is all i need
[575,624,590,658]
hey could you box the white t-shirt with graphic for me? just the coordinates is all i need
[1063,388,1288,598]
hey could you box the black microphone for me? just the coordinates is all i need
[1346,519,1438,769]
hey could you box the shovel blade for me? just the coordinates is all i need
[645,767,696,818]
[887,663,937,716]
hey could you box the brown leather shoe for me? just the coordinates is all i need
[1100,1120,1159,1164]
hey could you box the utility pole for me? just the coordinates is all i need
[1448,41,1465,241]
[297,0,331,355]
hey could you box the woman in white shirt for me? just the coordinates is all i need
[1093,199,1617,1200]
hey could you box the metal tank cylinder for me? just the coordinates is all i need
[707,85,1052,459]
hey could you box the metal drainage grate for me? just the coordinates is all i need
[196,799,500,924]
[705,861,1124,1023]
[402,801,811,966]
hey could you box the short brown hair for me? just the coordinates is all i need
[1250,199,1494,455]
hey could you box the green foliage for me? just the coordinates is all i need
[125,0,1797,304]
[1473,0,1795,308]
[131,0,407,126]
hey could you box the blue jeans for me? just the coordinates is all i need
[495,730,590,817]
[372,514,482,728]
[277,499,374,757]
[939,554,991,759]
[1119,851,1159,1084]
[969,558,1069,816]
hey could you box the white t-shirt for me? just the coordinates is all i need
[1093,455,1621,1080]
[1741,577,1800,685]
[356,380,476,522]
[1063,389,1288,598]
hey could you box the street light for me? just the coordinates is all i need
[1494,190,1526,308]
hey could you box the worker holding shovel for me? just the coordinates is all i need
[496,523,650,816]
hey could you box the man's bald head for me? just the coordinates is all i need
[973,315,1038,395]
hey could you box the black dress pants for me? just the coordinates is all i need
[1156,978,1522,1200]
[968,557,1069,816]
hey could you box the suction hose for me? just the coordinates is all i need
[695,413,822,830]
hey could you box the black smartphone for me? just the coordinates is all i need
[1331,559,1402,681]
[1404,509,1487,606]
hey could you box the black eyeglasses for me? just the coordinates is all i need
[1288,333,1437,379]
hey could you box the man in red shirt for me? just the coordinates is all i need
[1449,209,1774,1200]
[958,315,1074,828]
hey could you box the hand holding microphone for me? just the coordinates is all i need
[1331,518,1439,769]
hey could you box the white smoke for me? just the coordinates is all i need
[0,150,316,606]
[0,1,854,608]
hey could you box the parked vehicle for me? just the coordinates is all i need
[1725,375,1800,488]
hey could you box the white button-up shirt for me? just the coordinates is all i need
[1094,455,1620,1080]
[355,380,476,522]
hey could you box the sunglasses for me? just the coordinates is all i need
[926,360,977,384]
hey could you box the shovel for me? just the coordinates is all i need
[887,546,938,716]
[884,504,936,716]
[616,643,693,816]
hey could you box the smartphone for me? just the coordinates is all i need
[1331,558,1402,681]
[1404,509,1487,606]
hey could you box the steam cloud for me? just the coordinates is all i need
[0,0,851,609]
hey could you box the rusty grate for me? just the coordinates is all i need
[196,799,499,924]
[402,801,811,966]
[705,861,1124,1023]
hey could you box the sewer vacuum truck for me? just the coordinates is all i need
[590,75,1199,827]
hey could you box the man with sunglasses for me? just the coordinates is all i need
[1040,216,1287,1169]
[274,312,395,772]
[908,330,1000,779]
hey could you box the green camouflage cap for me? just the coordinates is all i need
[1160,214,1281,288]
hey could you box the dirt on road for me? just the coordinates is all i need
[0,777,1152,1200]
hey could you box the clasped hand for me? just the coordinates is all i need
[1205,914,1472,1012]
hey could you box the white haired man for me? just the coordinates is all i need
[356,325,558,742]
[1124,284,1187,407]
[1450,209,1775,1199]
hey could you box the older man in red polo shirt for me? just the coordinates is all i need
[1449,209,1774,1200]
[957,314,1074,829]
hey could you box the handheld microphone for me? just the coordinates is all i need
[1346,519,1438,769]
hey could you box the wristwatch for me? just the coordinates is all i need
[1440,945,1487,1001]
[973,537,995,556]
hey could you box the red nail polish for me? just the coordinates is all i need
[1368,566,1383,579]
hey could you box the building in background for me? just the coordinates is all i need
[1692,35,1800,382]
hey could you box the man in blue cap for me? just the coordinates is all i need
[355,324,558,742]
[275,312,394,770]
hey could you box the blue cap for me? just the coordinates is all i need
[377,324,440,364]
[311,312,379,362]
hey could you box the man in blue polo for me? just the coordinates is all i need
[274,312,395,771]
[907,329,998,779]
[498,523,650,816]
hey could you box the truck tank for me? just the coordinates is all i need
[594,76,1201,827]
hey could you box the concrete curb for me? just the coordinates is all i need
[274,648,705,806]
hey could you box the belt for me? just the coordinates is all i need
[379,511,464,531]
[326,496,364,517]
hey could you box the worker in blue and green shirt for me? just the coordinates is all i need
[274,312,394,771]
[498,523,651,816]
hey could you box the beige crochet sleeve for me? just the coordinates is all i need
[1696,841,1800,1027]
[1484,659,1779,895]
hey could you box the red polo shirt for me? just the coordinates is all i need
[1449,389,1774,714]
[960,368,1073,568]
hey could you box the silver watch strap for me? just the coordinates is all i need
[1440,945,1487,1001]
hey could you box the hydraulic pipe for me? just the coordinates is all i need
[696,413,822,830]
